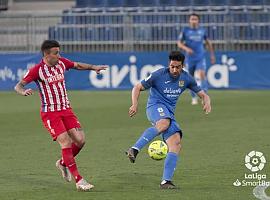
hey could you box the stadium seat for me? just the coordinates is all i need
[230,25,252,40]
[208,13,226,24]
[265,0,270,7]
[76,0,105,12]
[208,25,224,40]
[133,26,152,41]
[48,26,57,40]
[62,9,76,24]
[246,0,264,10]
[229,0,247,11]
[210,0,228,11]
[157,0,176,11]
[229,12,249,23]
[193,0,210,11]
[106,0,124,12]
[174,14,189,23]
[249,24,270,40]
[175,0,192,11]
[51,27,81,41]
[123,0,139,12]
[139,0,158,11]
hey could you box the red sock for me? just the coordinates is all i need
[71,143,82,157]
[62,148,82,183]
[60,143,82,166]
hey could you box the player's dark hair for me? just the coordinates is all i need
[169,51,185,63]
[189,13,200,20]
[41,40,60,55]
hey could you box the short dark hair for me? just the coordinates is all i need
[189,13,200,20]
[169,51,185,63]
[41,40,60,55]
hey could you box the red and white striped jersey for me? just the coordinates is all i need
[23,57,75,112]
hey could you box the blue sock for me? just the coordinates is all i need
[162,152,179,181]
[132,127,159,151]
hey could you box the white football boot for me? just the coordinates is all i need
[76,179,94,191]
[56,159,72,182]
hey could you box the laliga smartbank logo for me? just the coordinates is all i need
[233,151,269,187]
[245,151,266,172]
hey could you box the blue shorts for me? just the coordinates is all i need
[186,58,206,76]
[146,104,183,141]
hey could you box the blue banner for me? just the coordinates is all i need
[0,52,270,90]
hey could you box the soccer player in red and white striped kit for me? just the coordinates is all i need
[14,40,107,191]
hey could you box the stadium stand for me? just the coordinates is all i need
[0,0,8,10]
[0,0,269,52]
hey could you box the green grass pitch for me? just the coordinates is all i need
[0,90,269,200]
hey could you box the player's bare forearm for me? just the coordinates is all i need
[129,83,144,117]
[177,41,193,54]
[197,91,211,114]
[74,62,96,70]
[14,80,33,96]
[205,40,216,64]
[74,62,108,74]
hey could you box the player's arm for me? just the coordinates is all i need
[177,41,193,55]
[73,62,108,74]
[205,39,216,64]
[14,80,34,96]
[197,90,211,114]
[129,83,145,117]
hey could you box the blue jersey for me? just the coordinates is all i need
[141,67,201,114]
[178,27,208,61]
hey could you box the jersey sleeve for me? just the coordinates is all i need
[187,75,202,93]
[178,28,185,41]
[141,70,159,90]
[60,57,75,70]
[22,65,40,84]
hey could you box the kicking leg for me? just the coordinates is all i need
[126,118,170,163]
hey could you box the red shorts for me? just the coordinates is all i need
[41,109,81,141]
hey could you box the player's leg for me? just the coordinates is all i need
[195,58,207,93]
[187,60,198,104]
[160,120,182,189]
[68,128,85,156]
[41,112,72,182]
[63,109,85,158]
[57,128,85,172]
[56,132,82,183]
[126,104,171,163]
[61,109,94,191]
[56,132,93,191]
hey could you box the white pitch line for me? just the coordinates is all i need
[253,185,270,200]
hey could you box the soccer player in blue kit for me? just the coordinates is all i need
[177,13,215,105]
[126,51,211,189]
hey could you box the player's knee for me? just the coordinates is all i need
[74,134,85,148]
[169,141,181,154]
[156,119,170,133]
[57,133,72,148]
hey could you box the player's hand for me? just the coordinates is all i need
[94,65,108,74]
[23,88,34,96]
[202,100,211,114]
[129,104,138,117]
[210,55,216,64]
[186,48,193,55]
